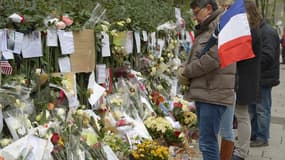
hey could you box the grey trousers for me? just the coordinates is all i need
[233,104,251,158]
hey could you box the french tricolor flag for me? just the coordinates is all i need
[218,0,255,68]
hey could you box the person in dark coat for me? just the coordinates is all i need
[249,19,280,147]
[232,1,262,160]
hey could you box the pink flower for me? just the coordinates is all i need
[55,21,66,30]
[116,119,127,127]
[62,15,73,26]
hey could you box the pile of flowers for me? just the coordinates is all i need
[130,140,169,160]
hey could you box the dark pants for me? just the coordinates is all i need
[249,87,272,143]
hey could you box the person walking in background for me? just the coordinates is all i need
[280,26,285,64]
[177,0,236,159]
[232,1,262,160]
[249,15,280,147]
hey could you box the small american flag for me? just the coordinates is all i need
[0,60,13,75]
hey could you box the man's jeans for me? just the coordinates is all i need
[249,87,272,143]
[196,101,227,160]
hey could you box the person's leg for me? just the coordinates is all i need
[233,104,250,159]
[248,104,257,140]
[251,87,272,146]
[282,47,285,63]
[196,101,226,160]
[219,106,235,160]
[220,106,235,141]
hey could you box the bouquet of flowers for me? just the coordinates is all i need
[103,131,130,159]
[172,101,197,128]
[130,140,169,160]
[144,116,172,139]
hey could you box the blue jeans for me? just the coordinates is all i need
[249,87,272,143]
[196,101,227,160]
[220,106,235,141]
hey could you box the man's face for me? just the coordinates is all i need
[192,5,212,24]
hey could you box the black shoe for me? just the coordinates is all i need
[232,155,244,160]
[250,135,256,141]
[250,139,269,147]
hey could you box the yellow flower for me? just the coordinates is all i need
[126,18,131,23]
[35,68,42,75]
[102,20,110,26]
[157,85,163,90]
[36,112,42,122]
[110,29,118,36]
[149,55,154,60]
[101,24,109,32]
[15,99,21,107]
[0,138,12,147]
[117,21,125,26]
[150,67,157,76]
[76,109,84,116]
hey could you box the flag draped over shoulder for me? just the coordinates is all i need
[218,0,255,68]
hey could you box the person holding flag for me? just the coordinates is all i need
[216,1,236,160]
[232,1,262,160]
[177,0,236,159]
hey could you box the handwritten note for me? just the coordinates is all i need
[22,32,43,58]
[96,64,106,84]
[58,56,71,72]
[134,32,141,53]
[13,32,24,54]
[57,30,74,55]
[47,29,58,47]
[142,31,148,42]
[125,31,133,54]
[101,32,111,57]
[88,72,106,106]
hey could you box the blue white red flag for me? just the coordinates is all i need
[218,0,255,68]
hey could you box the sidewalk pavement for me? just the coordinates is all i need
[246,64,285,160]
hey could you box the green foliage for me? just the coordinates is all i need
[0,0,193,31]
[99,0,176,31]
[163,129,182,145]
[0,0,97,31]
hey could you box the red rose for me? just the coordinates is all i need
[174,130,181,137]
[51,133,60,145]
[20,15,25,23]
[173,102,183,108]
